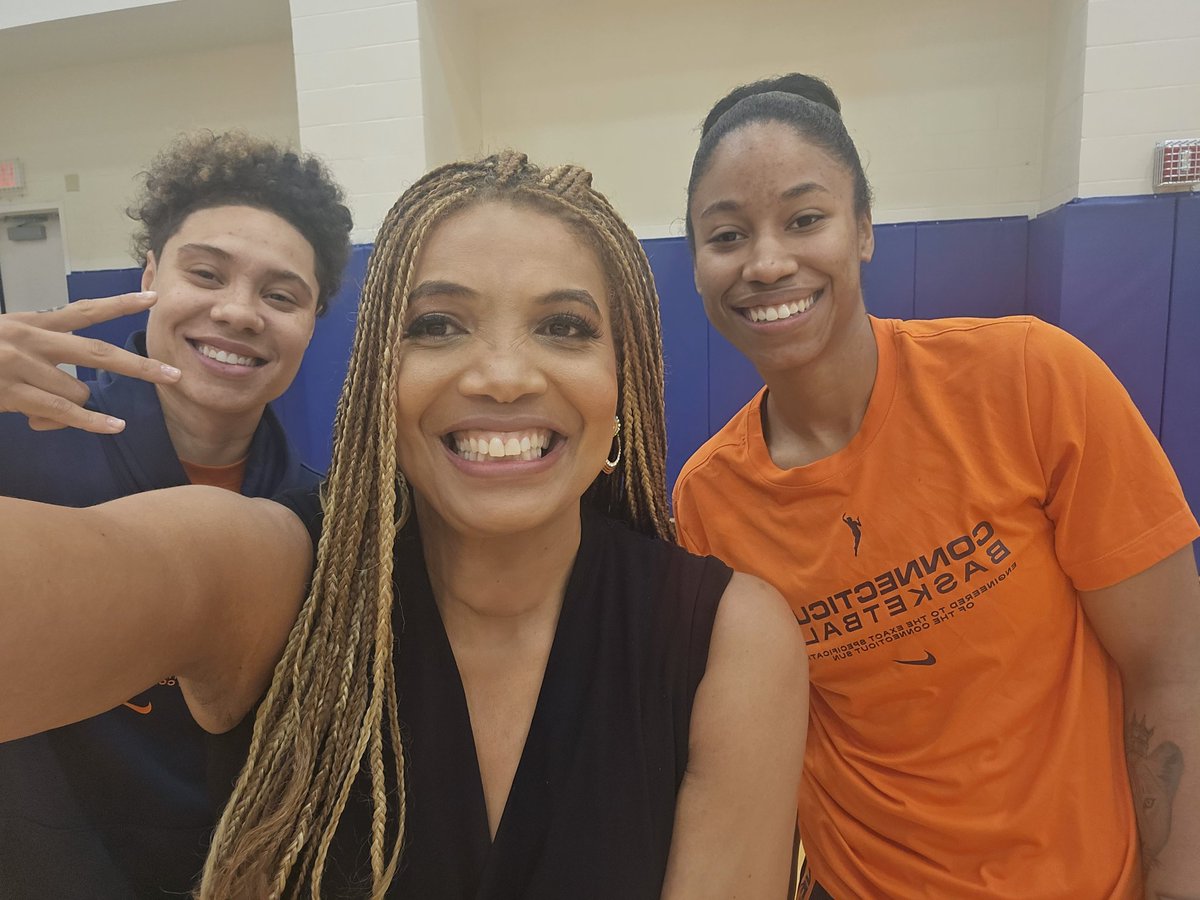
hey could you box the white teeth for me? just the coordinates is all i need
[449,428,553,463]
[197,343,259,367]
[745,294,816,323]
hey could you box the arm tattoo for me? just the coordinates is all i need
[1125,712,1185,869]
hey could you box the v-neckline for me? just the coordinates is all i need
[401,509,603,874]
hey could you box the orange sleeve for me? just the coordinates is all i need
[1022,320,1199,591]
[672,474,713,556]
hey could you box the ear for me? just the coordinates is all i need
[858,213,875,264]
[141,250,158,292]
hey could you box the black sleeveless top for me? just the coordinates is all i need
[211,490,732,899]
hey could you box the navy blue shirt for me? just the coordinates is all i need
[0,333,320,899]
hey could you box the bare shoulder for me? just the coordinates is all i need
[709,571,807,681]
[663,572,807,898]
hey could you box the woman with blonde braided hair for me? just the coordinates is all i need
[0,151,807,898]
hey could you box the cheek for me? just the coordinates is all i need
[693,254,733,303]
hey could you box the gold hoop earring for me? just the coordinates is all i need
[602,415,622,475]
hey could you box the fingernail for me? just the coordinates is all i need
[137,291,157,299]
[106,416,126,431]
[161,364,181,378]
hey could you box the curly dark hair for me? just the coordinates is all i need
[128,131,353,315]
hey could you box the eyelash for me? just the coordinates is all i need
[403,313,460,339]
[708,214,824,246]
[539,313,601,341]
[401,312,602,342]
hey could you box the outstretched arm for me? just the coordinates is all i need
[662,572,808,900]
[0,486,312,741]
[1081,545,1200,898]
[0,292,180,432]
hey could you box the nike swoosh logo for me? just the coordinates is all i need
[123,701,153,714]
[895,651,937,666]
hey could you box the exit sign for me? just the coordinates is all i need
[0,160,23,191]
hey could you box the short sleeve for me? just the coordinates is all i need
[1023,320,1198,590]
[672,478,713,556]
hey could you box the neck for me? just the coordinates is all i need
[418,501,583,644]
[157,386,261,466]
[759,312,879,468]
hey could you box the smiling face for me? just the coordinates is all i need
[689,121,874,376]
[142,204,319,429]
[393,200,619,540]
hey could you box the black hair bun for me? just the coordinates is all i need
[701,74,842,137]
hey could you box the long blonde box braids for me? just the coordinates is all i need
[198,151,673,899]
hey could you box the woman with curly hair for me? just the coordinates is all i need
[0,131,353,895]
[0,151,808,898]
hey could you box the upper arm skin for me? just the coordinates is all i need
[662,572,808,900]
[0,486,312,742]
[1080,546,1200,687]
[1081,546,1200,887]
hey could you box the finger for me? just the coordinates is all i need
[8,291,158,334]
[28,417,69,432]
[16,360,93,408]
[25,331,181,385]
[7,384,126,434]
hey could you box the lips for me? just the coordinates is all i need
[444,427,560,463]
[735,289,822,324]
[188,339,266,368]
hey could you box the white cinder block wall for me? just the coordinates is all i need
[419,0,483,168]
[290,0,427,244]
[473,0,1052,235]
[0,41,299,271]
[1040,0,1088,211]
[4,0,1197,270]
[1078,0,1200,198]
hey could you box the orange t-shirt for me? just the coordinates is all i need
[673,316,1199,899]
[180,456,248,493]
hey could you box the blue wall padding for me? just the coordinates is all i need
[1161,193,1200,562]
[705,326,763,438]
[53,198,1198,550]
[67,268,146,382]
[642,238,711,491]
[863,223,916,319]
[1025,204,1067,327]
[272,244,372,471]
[1057,196,1177,435]
[913,217,1028,320]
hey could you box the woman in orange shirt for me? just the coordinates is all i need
[673,74,1200,899]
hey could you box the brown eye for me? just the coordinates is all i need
[403,313,463,339]
[539,314,600,340]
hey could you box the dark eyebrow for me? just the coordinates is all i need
[698,182,830,219]
[408,280,476,303]
[537,289,601,317]
[177,243,315,302]
[408,282,602,317]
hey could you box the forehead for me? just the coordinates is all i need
[415,200,610,301]
[696,121,854,201]
[166,205,318,277]
[171,204,316,256]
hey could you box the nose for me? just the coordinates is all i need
[741,236,799,286]
[458,340,547,404]
[209,283,265,333]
